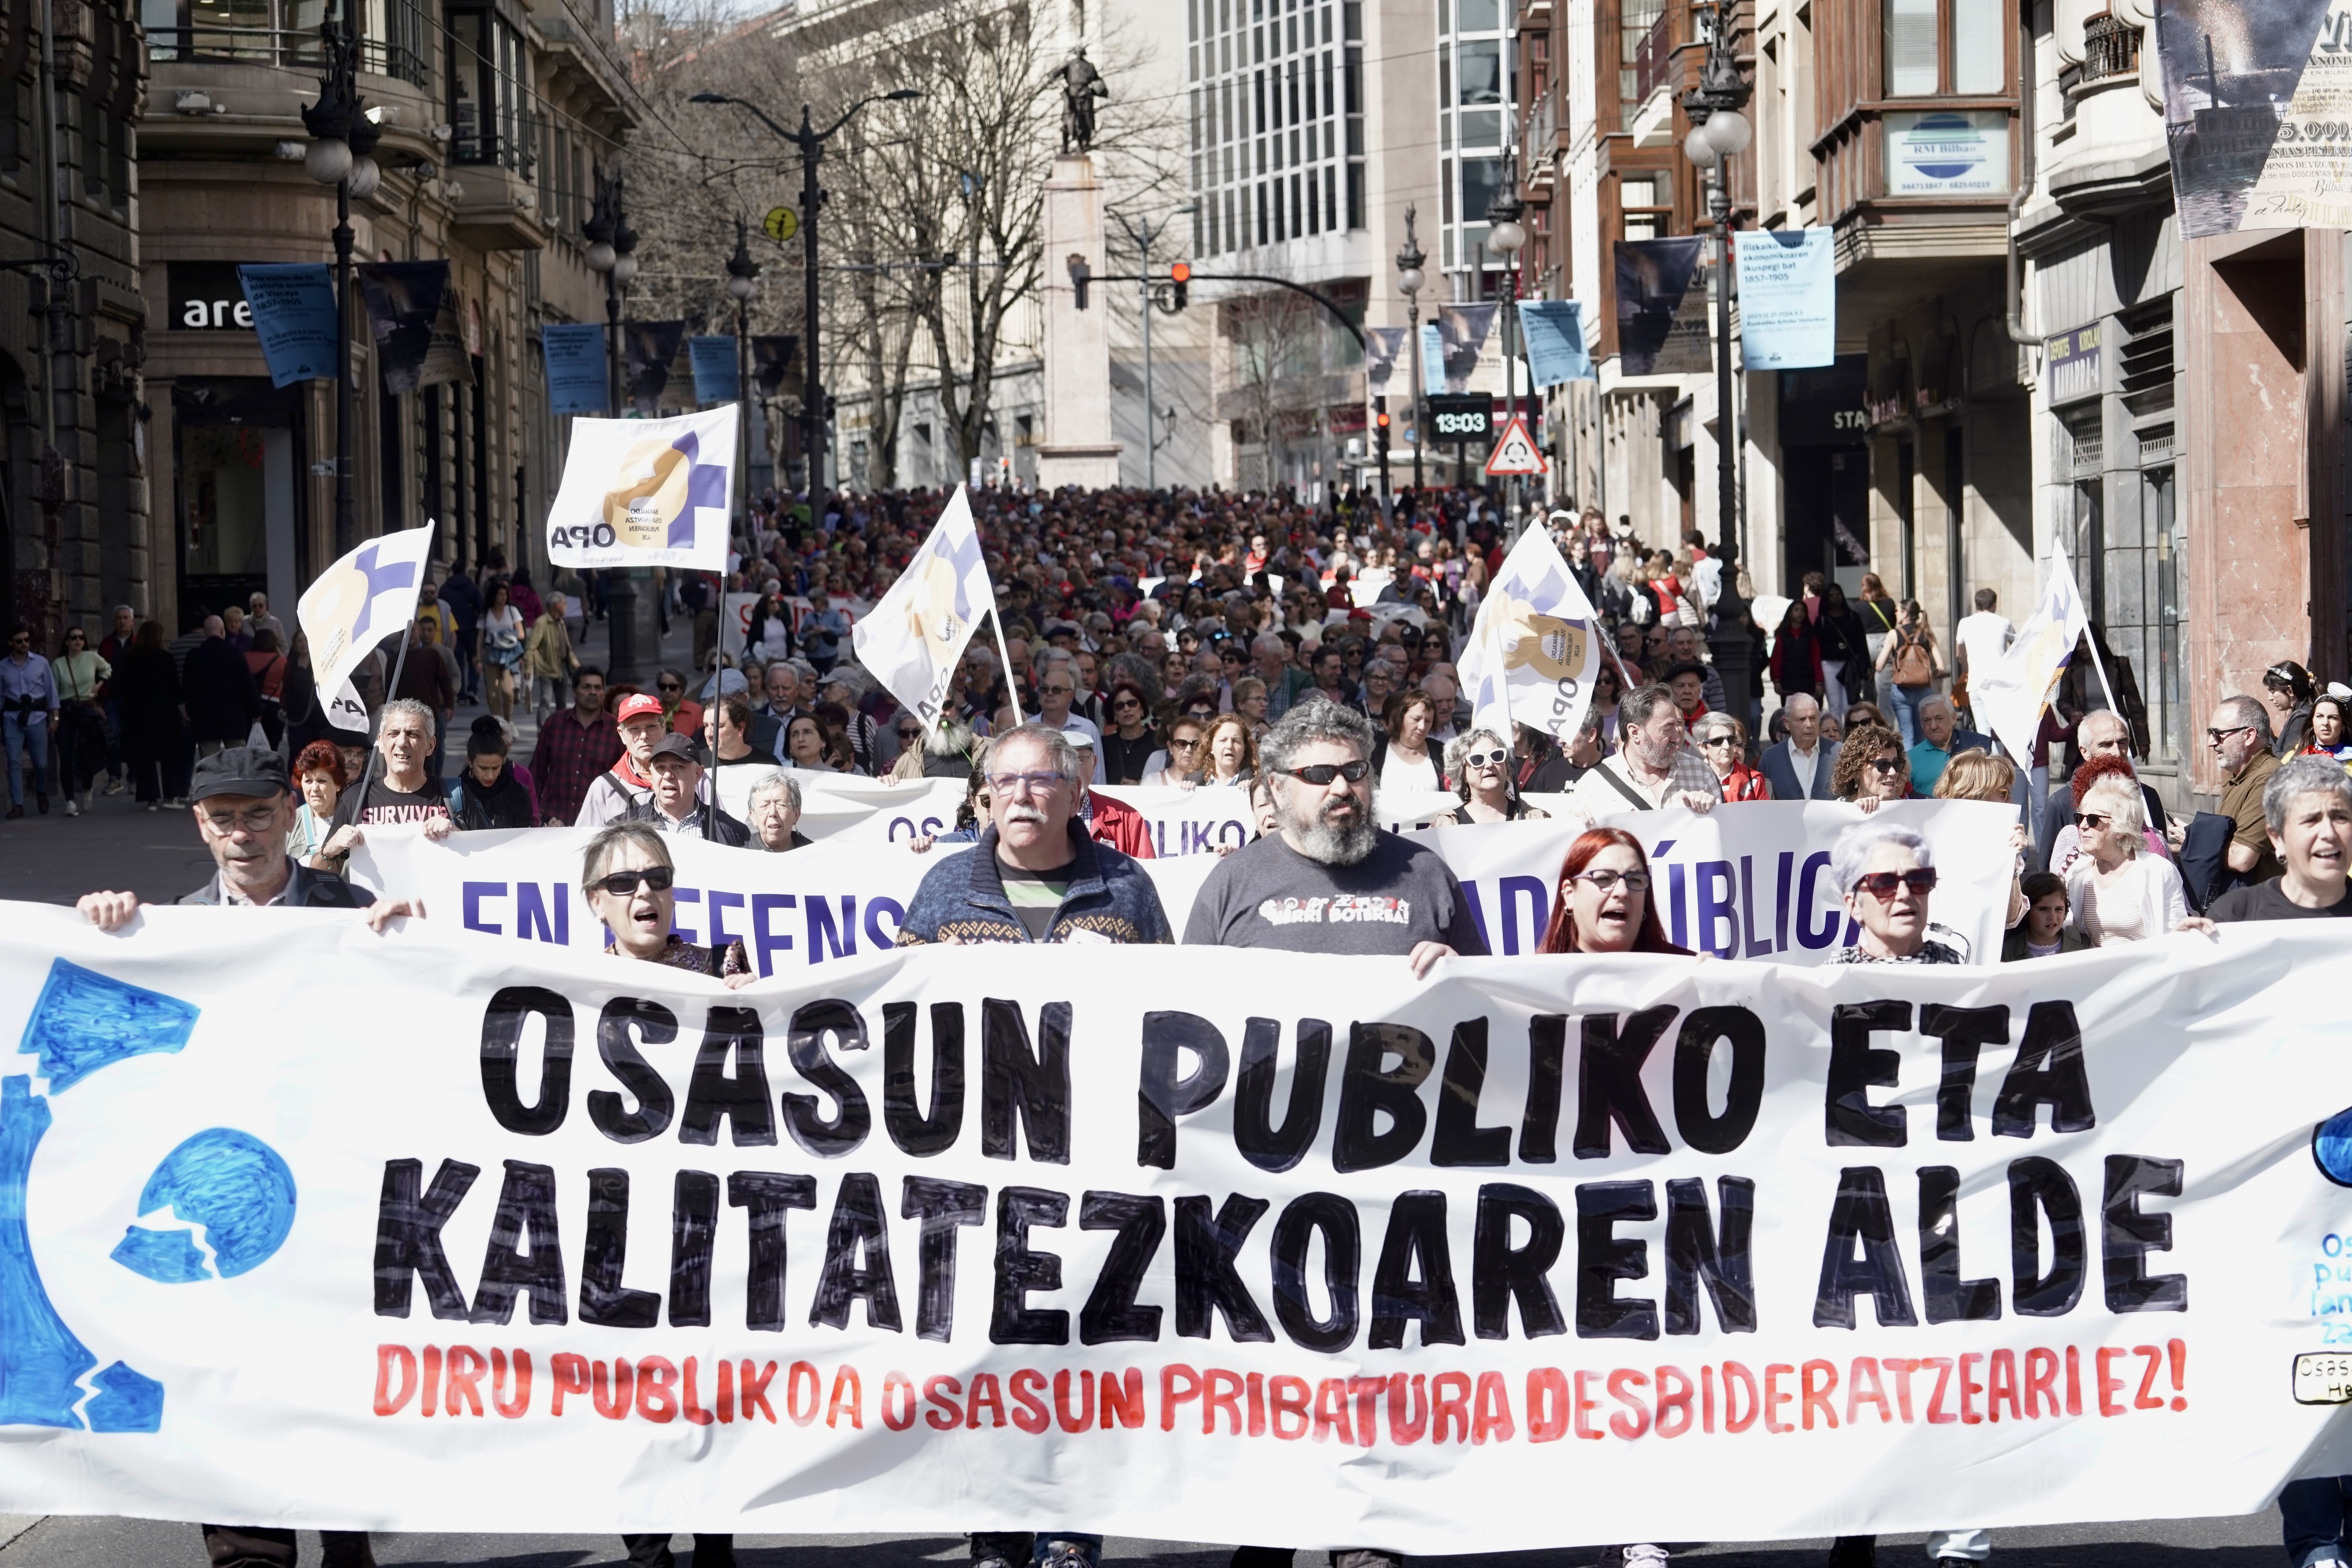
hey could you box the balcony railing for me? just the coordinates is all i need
[146,23,428,88]
[1632,9,1673,106]
[2082,15,2140,83]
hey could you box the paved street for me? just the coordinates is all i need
[0,1516,2293,1568]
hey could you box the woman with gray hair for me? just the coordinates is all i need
[1691,711,1770,800]
[1827,821,1970,962]
[1446,728,1550,823]
[743,769,812,852]
[2065,772,2187,942]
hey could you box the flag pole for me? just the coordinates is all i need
[991,609,1025,729]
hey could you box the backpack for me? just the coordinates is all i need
[1891,626,1933,687]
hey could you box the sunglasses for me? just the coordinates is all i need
[2206,725,2253,743]
[1464,749,1508,767]
[593,867,675,897]
[1851,869,1938,900]
[1572,870,1651,893]
[897,726,924,740]
[1869,757,1904,773]
[1281,760,1370,785]
[2076,812,2111,830]
[1702,735,1740,749]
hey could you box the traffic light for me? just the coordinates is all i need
[1374,397,1391,466]
[1067,253,1091,310]
[1167,260,1190,312]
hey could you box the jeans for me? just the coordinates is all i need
[1887,682,1930,746]
[622,1533,734,1567]
[3,710,50,806]
[1231,1551,1400,1568]
[200,1524,374,1567]
[975,1532,1103,1568]
[2282,1475,2352,1565]
[530,672,570,717]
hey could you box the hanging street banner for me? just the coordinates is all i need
[1615,238,1707,377]
[1433,304,1506,396]
[2155,0,2352,238]
[347,799,2017,979]
[1734,230,1836,370]
[234,264,339,388]
[5,905,2352,1541]
[1518,299,1595,387]
[752,336,800,395]
[1421,322,1447,398]
[1363,326,1408,400]
[543,324,610,416]
[624,321,688,416]
[690,336,742,406]
[356,260,450,397]
[544,407,739,572]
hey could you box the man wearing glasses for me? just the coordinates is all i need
[1032,652,1103,746]
[896,723,1169,946]
[2210,695,2283,884]
[1183,702,1483,975]
[1570,682,1723,819]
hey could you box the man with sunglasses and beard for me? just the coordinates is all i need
[1826,820,1970,964]
[1184,701,1484,976]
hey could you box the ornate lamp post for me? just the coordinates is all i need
[582,165,646,682]
[1681,7,1756,728]
[1485,155,1528,538]
[1395,207,1427,497]
[726,218,761,526]
[301,16,382,554]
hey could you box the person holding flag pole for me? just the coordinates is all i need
[296,520,438,854]
[853,484,1021,746]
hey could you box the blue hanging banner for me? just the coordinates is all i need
[688,335,741,405]
[1421,322,1446,398]
[1518,299,1594,387]
[1734,228,1837,370]
[234,264,338,388]
[541,323,608,416]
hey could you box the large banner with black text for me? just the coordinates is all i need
[3,908,2351,1541]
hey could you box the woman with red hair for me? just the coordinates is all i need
[1538,826,1693,955]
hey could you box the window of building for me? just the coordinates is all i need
[1186,0,1358,255]
[448,8,532,171]
[1439,0,1513,281]
[1620,171,1668,240]
[1883,0,2005,96]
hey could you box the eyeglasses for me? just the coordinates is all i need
[1869,757,1904,773]
[986,771,1068,796]
[1464,749,1508,767]
[1851,869,1939,900]
[1040,683,1074,696]
[1572,870,1651,893]
[2076,812,2111,830]
[201,805,282,834]
[593,867,675,896]
[2207,725,2253,744]
[1281,760,1370,786]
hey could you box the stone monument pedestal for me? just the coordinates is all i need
[1034,152,1123,490]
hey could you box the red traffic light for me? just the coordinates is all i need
[1375,410,1391,427]
[1170,261,1191,282]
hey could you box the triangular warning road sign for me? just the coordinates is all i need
[1484,415,1547,476]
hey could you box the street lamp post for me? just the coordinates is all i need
[727,218,761,524]
[688,88,921,501]
[301,15,382,555]
[1485,155,1528,539]
[583,164,646,682]
[1395,207,1427,500]
[1681,9,1756,730]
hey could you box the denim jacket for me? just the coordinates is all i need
[896,820,1171,946]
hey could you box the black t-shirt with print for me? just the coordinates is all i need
[2208,878,2352,922]
[330,777,451,829]
[1182,831,1489,955]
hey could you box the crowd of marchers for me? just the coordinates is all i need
[46,480,2352,1568]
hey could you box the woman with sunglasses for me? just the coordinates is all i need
[1828,821,1969,963]
[1537,827,1688,955]
[1691,711,1770,800]
[1446,728,1551,823]
[1141,712,1209,786]
[2064,773,2188,944]
[1830,720,1910,812]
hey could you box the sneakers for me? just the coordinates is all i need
[1600,1548,1670,1568]
[1038,1541,1101,1568]
[144,802,158,812]
[63,798,77,817]
[102,775,123,796]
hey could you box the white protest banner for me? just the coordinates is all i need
[852,486,1000,731]
[297,521,437,706]
[1588,799,2018,962]
[1975,554,2090,769]
[546,407,739,572]
[5,906,2351,1543]
[708,771,968,841]
[1096,785,1463,860]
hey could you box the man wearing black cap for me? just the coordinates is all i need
[77,746,411,1568]
[623,732,752,846]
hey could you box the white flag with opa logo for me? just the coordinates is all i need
[852,485,998,731]
[1974,550,2090,768]
[544,406,738,572]
[296,520,437,713]
[1457,525,1603,746]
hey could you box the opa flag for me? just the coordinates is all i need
[297,521,436,715]
[1457,525,1602,745]
[1974,550,2090,767]
[545,406,737,572]
[853,485,997,732]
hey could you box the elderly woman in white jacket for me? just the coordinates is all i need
[2065,773,2189,943]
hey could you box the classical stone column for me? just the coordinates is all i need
[1035,152,1122,491]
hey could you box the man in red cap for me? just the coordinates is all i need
[575,691,667,826]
